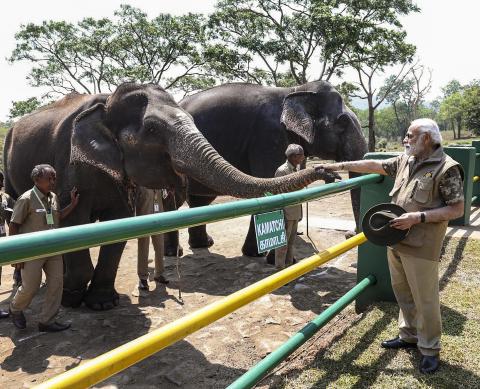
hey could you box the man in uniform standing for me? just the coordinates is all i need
[136,188,168,291]
[274,144,305,269]
[9,164,79,331]
[317,118,464,373]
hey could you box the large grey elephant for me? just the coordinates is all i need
[163,80,368,257]
[4,83,336,310]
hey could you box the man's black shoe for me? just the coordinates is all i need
[38,321,71,332]
[381,337,417,349]
[0,309,9,319]
[154,275,169,285]
[138,279,149,291]
[420,355,439,374]
[10,309,26,329]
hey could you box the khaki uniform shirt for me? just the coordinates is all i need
[275,160,302,220]
[382,147,464,260]
[0,191,15,236]
[10,187,60,233]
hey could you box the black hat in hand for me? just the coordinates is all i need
[362,203,409,246]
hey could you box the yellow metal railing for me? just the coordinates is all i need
[34,233,367,389]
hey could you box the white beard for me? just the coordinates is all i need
[404,139,424,157]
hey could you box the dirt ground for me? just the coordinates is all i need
[0,179,362,388]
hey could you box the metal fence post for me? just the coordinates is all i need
[444,146,475,225]
[471,140,480,206]
[356,152,398,312]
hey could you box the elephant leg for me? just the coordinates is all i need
[187,194,216,248]
[83,206,131,311]
[83,242,126,311]
[62,249,94,308]
[162,192,184,257]
[242,216,266,257]
[60,198,95,308]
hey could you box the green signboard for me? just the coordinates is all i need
[254,210,287,253]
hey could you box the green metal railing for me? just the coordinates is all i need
[0,174,382,266]
[227,275,376,389]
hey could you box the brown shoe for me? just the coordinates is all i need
[9,309,26,329]
[38,321,71,332]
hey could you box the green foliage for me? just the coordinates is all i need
[208,0,419,86]
[9,97,42,118]
[9,5,209,96]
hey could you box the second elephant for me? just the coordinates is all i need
[164,80,368,257]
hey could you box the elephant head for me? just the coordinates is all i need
[71,83,333,199]
[280,81,367,162]
[280,81,368,229]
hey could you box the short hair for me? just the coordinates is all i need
[285,144,304,157]
[410,118,442,146]
[31,164,55,181]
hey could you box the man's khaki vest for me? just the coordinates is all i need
[390,147,461,261]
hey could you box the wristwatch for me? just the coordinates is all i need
[420,212,426,223]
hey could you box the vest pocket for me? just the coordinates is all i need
[389,178,404,197]
[413,178,433,204]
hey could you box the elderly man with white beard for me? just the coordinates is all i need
[317,118,464,374]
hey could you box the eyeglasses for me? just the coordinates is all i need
[404,131,425,140]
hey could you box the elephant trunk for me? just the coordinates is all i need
[168,116,325,198]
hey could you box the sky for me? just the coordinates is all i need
[1,0,479,121]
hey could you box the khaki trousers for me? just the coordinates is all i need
[137,192,164,280]
[275,219,298,269]
[138,234,164,280]
[387,248,441,356]
[10,256,63,325]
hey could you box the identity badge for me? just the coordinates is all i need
[46,212,55,225]
[154,203,160,213]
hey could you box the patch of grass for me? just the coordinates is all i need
[280,237,480,388]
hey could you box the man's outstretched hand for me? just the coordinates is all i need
[314,167,342,183]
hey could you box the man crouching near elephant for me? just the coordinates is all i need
[274,144,306,269]
[8,164,79,332]
[317,118,464,374]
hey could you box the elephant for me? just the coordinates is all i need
[3,83,337,310]
[163,80,368,257]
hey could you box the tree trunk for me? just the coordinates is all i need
[451,119,457,139]
[368,102,376,152]
[456,116,462,139]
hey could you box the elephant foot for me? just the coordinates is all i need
[83,288,119,311]
[62,288,86,308]
[165,245,184,257]
[188,235,214,249]
[242,247,266,257]
[265,250,275,265]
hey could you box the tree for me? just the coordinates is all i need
[439,92,464,139]
[462,82,480,135]
[9,5,210,97]
[207,0,419,89]
[9,97,43,119]
[381,64,432,138]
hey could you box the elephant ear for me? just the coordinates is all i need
[280,92,317,144]
[70,103,124,184]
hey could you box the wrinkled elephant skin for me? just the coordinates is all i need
[4,83,331,310]
[170,81,368,256]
